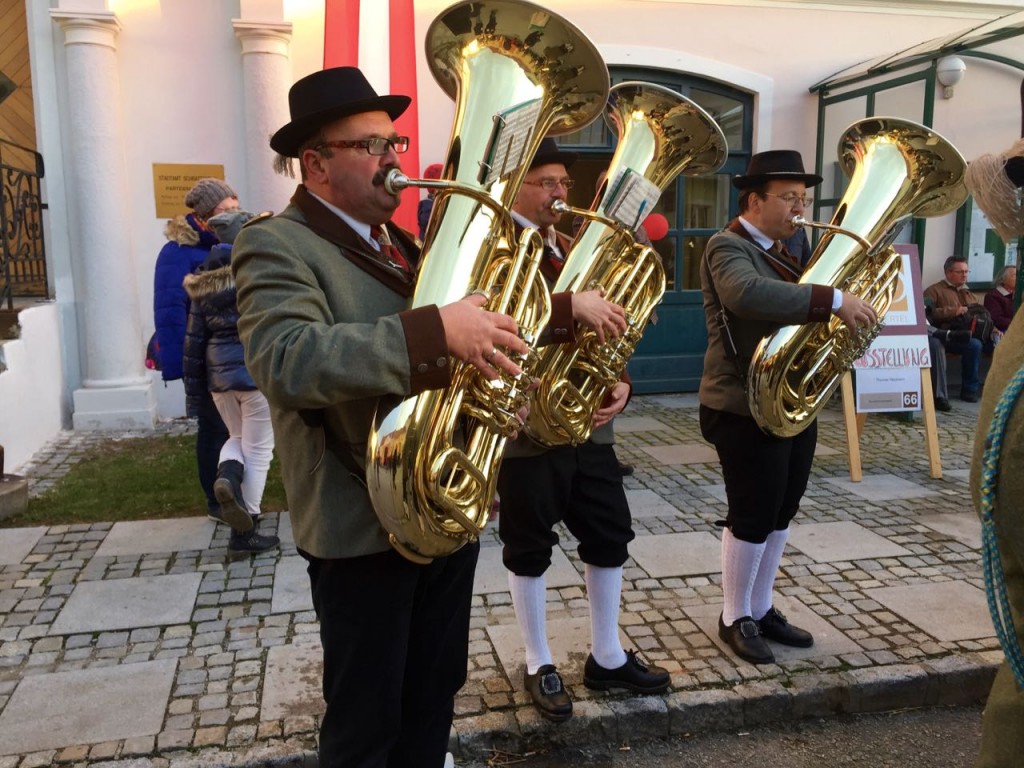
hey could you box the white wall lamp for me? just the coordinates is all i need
[936,55,967,99]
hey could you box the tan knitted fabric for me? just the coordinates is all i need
[966,138,1024,244]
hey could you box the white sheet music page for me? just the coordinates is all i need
[481,98,544,185]
[604,168,661,230]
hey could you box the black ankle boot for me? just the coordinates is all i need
[213,460,253,532]
[228,515,280,555]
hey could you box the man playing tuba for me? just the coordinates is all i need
[498,139,671,723]
[699,150,876,665]
[233,66,528,768]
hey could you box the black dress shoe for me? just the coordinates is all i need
[618,462,634,477]
[934,397,952,412]
[583,650,670,694]
[524,665,572,722]
[960,390,979,403]
[718,614,774,664]
[756,606,813,648]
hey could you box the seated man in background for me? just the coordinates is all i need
[923,255,984,402]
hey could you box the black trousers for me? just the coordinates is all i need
[699,405,817,543]
[498,442,634,576]
[301,541,479,768]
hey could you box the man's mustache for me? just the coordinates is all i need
[372,167,399,188]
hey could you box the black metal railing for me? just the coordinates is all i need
[1,138,48,311]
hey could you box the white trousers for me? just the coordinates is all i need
[212,389,275,517]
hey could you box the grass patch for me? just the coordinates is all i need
[2,433,287,528]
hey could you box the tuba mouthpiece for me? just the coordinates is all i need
[383,168,411,195]
[790,215,808,227]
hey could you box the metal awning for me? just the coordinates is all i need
[810,9,1024,93]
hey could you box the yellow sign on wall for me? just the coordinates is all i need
[152,163,226,219]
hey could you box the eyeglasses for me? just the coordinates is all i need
[522,177,575,191]
[764,192,812,207]
[316,136,410,156]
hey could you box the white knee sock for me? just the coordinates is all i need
[750,528,790,620]
[585,564,628,670]
[721,528,766,626]
[508,573,552,674]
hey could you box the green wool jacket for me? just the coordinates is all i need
[970,312,1024,768]
[232,186,451,560]
[699,225,834,417]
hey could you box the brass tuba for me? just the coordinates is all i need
[524,82,727,446]
[364,0,609,562]
[747,117,968,438]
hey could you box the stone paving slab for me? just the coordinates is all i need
[685,595,863,663]
[0,526,46,565]
[48,572,203,635]
[787,520,914,562]
[614,416,671,433]
[262,636,323,722]
[640,442,719,466]
[0,397,1001,766]
[473,543,582,595]
[917,510,983,549]
[0,659,176,756]
[824,472,941,502]
[864,581,993,642]
[624,489,681,519]
[629,531,722,578]
[272,555,313,614]
[487,615,630,686]
[95,518,214,558]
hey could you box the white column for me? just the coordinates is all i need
[51,9,155,430]
[233,19,296,215]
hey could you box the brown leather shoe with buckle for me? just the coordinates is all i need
[718,613,774,664]
[757,606,813,648]
[524,664,572,722]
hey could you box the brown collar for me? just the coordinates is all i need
[291,185,417,297]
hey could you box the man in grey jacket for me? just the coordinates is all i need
[233,66,527,768]
[699,150,876,665]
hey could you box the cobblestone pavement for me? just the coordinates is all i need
[0,394,998,767]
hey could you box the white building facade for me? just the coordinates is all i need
[1,0,1021,470]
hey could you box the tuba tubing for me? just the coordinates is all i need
[524,82,727,447]
[364,0,609,563]
[747,117,969,438]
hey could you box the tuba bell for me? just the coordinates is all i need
[364,0,609,563]
[747,117,969,438]
[524,82,727,446]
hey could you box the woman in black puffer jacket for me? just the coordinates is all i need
[183,210,279,555]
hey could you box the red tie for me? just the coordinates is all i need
[370,224,412,274]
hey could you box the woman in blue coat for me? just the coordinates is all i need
[153,179,236,518]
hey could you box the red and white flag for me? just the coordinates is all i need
[324,0,421,234]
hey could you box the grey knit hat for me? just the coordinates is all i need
[184,178,238,219]
[207,210,257,245]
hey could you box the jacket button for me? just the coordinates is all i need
[416,363,429,373]
[436,357,448,367]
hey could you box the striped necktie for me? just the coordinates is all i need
[370,224,412,274]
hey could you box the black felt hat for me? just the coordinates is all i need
[529,137,578,170]
[732,150,822,189]
[270,67,411,158]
